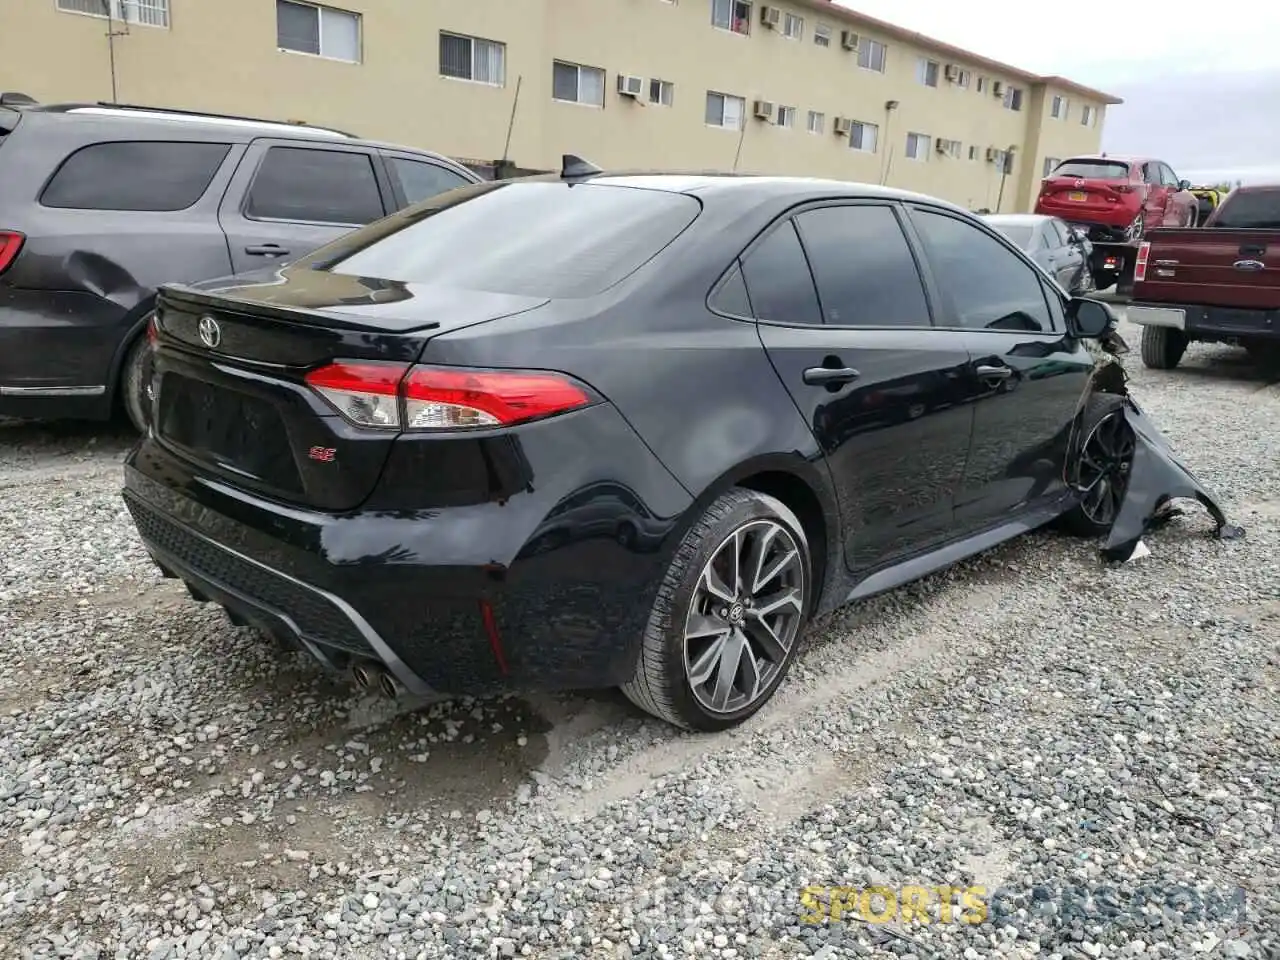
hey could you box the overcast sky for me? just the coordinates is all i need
[835,1,1280,183]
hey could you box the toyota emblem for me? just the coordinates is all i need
[197,315,222,349]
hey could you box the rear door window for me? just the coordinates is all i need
[793,204,930,327]
[323,181,700,298]
[40,141,232,211]
[387,157,473,207]
[245,146,386,225]
[738,220,822,325]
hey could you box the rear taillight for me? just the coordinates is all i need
[0,231,24,276]
[303,362,596,431]
[1134,241,1151,283]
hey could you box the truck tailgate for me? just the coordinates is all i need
[1136,228,1280,310]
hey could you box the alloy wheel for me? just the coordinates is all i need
[683,519,805,715]
[1075,410,1136,527]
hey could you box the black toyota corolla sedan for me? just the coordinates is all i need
[122,162,1124,731]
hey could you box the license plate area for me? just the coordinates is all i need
[1068,191,1087,202]
[159,374,304,493]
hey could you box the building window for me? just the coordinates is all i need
[783,12,803,39]
[955,69,971,88]
[776,104,796,128]
[1002,86,1024,111]
[649,79,674,107]
[706,91,745,129]
[976,76,987,93]
[814,23,831,46]
[807,110,825,134]
[1081,105,1097,126]
[1051,95,1068,119]
[849,121,878,153]
[905,132,930,161]
[1042,156,1061,177]
[57,0,169,27]
[938,138,961,157]
[277,1,360,62]
[993,149,1011,172]
[552,61,606,106]
[857,39,887,72]
[439,32,506,85]
[711,0,752,35]
[968,145,978,160]
[917,58,940,87]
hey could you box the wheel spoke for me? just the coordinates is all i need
[686,611,730,641]
[711,632,747,711]
[744,615,790,662]
[700,564,735,605]
[754,548,797,596]
[687,631,730,687]
[745,525,781,595]
[752,587,802,619]
[727,529,745,596]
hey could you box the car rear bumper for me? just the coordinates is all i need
[0,285,127,419]
[1035,199,1136,231]
[121,403,693,698]
[1128,301,1280,340]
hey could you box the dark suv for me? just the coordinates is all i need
[0,96,481,429]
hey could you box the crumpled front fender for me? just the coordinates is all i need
[1102,397,1246,562]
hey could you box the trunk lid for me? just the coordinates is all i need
[1134,227,1280,310]
[151,269,549,511]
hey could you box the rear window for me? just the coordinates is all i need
[991,223,1034,249]
[1211,189,1280,229]
[324,181,701,298]
[40,141,232,211]
[1049,159,1130,180]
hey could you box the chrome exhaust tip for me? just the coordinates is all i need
[351,662,375,691]
[376,669,402,700]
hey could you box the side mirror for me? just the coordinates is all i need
[1178,179,1191,191]
[1065,297,1115,338]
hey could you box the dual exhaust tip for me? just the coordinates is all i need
[351,661,402,700]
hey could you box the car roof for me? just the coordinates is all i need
[11,101,467,168]
[983,213,1053,226]
[525,170,971,211]
[1062,154,1145,164]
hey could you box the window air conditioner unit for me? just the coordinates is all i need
[935,137,951,155]
[833,117,852,136]
[616,74,644,98]
[760,5,780,28]
[985,146,998,162]
[944,64,959,81]
[840,30,858,51]
[753,99,775,120]
[992,81,1006,97]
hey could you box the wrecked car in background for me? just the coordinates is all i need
[0,96,480,431]
[120,163,1243,733]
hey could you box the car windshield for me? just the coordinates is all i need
[991,224,1034,249]
[1211,189,1280,229]
[321,180,702,298]
[1051,160,1130,180]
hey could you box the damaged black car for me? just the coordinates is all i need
[121,163,1243,733]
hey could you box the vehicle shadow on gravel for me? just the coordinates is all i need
[0,417,137,462]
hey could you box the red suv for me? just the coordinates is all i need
[1035,156,1198,241]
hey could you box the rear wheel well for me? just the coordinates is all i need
[736,471,828,609]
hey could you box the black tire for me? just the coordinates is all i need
[120,332,153,434]
[621,487,813,731]
[1140,325,1187,370]
[1059,393,1135,538]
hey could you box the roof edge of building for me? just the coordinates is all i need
[806,2,1124,105]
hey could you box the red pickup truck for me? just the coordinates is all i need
[1126,184,1280,370]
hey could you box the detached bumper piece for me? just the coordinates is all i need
[1102,399,1246,563]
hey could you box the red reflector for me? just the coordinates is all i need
[0,231,24,276]
[401,365,593,430]
[1134,241,1151,283]
[304,361,409,396]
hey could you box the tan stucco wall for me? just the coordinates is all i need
[1,0,1110,211]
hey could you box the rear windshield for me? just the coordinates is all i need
[991,224,1034,249]
[323,181,701,298]
[1211,189,1280,229]
[1050,159,1130,180]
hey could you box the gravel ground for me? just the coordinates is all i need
[1,313,1277,960]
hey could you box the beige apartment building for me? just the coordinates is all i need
[1,0,1121,212]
